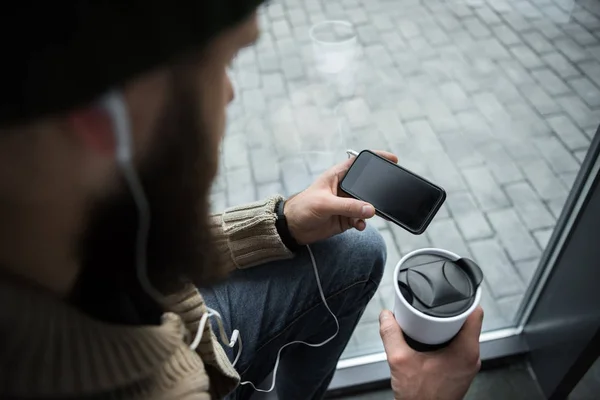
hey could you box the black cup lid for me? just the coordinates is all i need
[397,254,484,318]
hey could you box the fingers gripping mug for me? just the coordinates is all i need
[393,248,484,352]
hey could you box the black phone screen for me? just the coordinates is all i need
[341,151,445,233]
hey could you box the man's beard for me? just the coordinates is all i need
[78,69,225,302]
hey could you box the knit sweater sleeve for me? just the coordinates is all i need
[210,195,293,272]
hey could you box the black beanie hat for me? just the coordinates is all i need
[0,1,264,127]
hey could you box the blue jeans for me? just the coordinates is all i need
[203,226,386,400]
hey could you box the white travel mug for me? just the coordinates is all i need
[393,248,483,351]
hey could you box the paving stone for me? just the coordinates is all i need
[390,224,432,256]
[572,8,600,28]
[585,126,598,140]
[380,31,407,51]
[257,181,284,199]
[513,0,544,19]
[562,22,598,46]
[478,142,525,184]
[491,75,524,104]
[435,13,462,32]
[531,19,565,40]
[515,257,541,284]
[404,119,445,154]
[408,37,437,59]
[462,166,511,211]
[456,110,495,146]
[474,6,503,26]
[479,37,513,60]
[464,17,493,38]
[496,294,525,323]
[554,38,593,63]
[281,57,305,80]
[427,151,468,192]
[546,113,592,151]
[288,7,308,25]
[568,76,600,107]
[437,202,451,220]
[250,147,281,184]
[398,19,421,39]
[371,13,395,32]
[424,26,452,46]
[439,132,485,168]
[519,158,568,201]
[498,59,535,85]
[346,7,369,25]
[237,68,262,90]
[533,227,554,250]
[308,12,327,24]
[559,171,579,190]
[492,24,522,46]
[533,135,580,174]
[356,24,381,45]
[473,92,512,123]
[257,50,281,73]
[487,208,541,262]
[244,115,272,149]
[372,109,408,147]
[280,157,312,195]
[547,194,568,219]
[423,99,461,133]
[380,229,401,285]
[575,148,589,163]
[438,81,472,112]
[521,84,561,116]
[530,68,572,96]
[350,321,384,355]
[542,4,571,23]
[470,239,525,298]
[364,44,394,66]
[541,52,581,79]
[446,190,479,216]
[396,97,426,121]
[242,88,268,113]
[428,218,472,257]
[261,72,287,97]
[226,168,257,206]
[323,2,345,18]
[452,4,475,18]
[455,212,494,241]
[510,44,545,69]
[223,134,250,171]
[521,31,556,55]
[478,281,509,330]
[210,190,227,214]
[267,3,285,19]
[341,97,372,129]
[502,12,533,33]
[275,37,299,56]
[504,181,555,232]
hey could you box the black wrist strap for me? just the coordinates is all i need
[275,199,301,252]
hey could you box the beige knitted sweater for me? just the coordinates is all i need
[0,196,293,399]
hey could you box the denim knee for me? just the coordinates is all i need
[337,224,387,287]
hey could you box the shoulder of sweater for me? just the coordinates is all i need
[0,280,204,398]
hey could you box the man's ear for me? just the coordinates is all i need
[66,106,115,156]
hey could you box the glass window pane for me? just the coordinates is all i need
[217,0,599,359]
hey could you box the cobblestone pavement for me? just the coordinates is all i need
[212,0,600,358]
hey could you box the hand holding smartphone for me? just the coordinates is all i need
[341,150,446,235]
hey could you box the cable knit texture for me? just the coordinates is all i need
[0,195,293,399]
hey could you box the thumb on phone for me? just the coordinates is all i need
[379,310,412,364]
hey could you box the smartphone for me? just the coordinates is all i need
[340,150,446,235]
